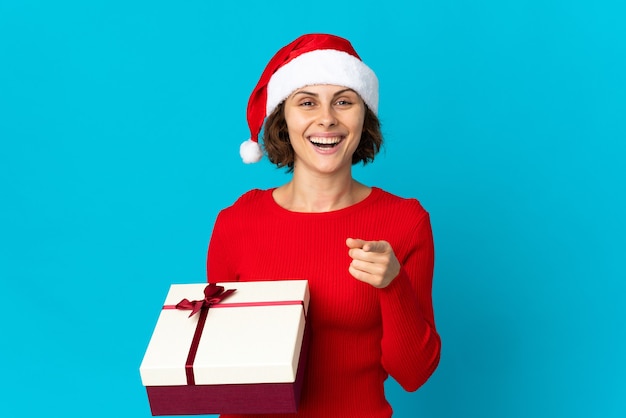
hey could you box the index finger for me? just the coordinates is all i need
[346,237,367,249]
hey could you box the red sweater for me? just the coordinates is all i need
[207,187,441,417]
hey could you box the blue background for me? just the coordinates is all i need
[1,1,625,417]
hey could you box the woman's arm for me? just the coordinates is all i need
[379,212,440,391]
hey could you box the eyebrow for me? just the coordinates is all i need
[292,88,357,97]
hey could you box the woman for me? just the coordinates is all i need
[207,33,440,417]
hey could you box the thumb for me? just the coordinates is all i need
[362,240,388,253]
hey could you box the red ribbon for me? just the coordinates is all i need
[174,283,237,318]
[169,283,236,385]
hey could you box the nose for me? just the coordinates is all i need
[317,104,337,127]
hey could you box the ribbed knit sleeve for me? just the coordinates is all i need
[207,190,267,283]
[207,210,235,282]
[378,212,440,391]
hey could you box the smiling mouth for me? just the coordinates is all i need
[309,136,343,149]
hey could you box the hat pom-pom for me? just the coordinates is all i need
[240,139,263,163]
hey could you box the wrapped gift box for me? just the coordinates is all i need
[140,280,310,415]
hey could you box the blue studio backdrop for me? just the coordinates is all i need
[1,1,625,417]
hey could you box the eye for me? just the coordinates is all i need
[335,98,356,107]
[297,98,317,107]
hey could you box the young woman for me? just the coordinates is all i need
[207,33,441,417]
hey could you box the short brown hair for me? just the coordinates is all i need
[262,102,383,172]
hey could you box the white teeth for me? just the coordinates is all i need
[309,136,342,145]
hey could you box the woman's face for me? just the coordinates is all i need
[283,84,365,176]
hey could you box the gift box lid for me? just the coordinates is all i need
[140,280,309,387]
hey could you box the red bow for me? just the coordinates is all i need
[175,283,236,317]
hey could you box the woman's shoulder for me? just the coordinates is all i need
[218,188,274,216]
[371,187,429,218]
[369,188,433,244]
[233,188,272,205]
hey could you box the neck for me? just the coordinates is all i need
[275,170,369,213]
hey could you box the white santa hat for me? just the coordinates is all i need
[240,33,379,163]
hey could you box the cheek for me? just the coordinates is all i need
[284,113,307,137]
[286,124,301,142]
[352,110,366,135]
[353,118,366,141]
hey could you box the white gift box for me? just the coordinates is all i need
[139,280,310,415]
